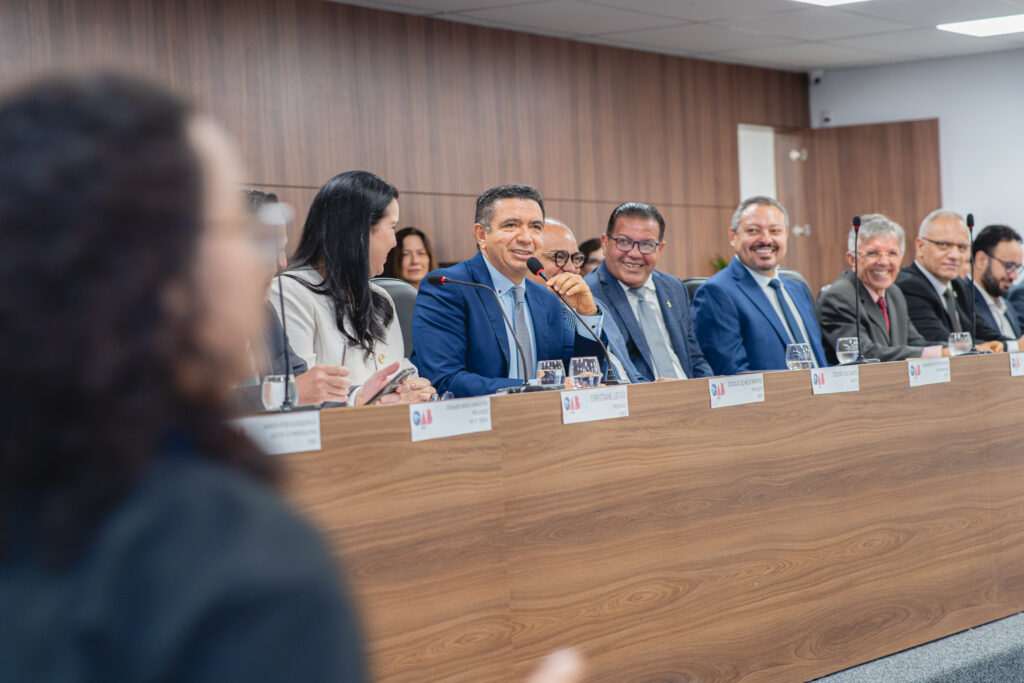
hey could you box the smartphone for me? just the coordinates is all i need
[363,367,416,406]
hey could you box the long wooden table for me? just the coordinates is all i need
[284,354,1024,681]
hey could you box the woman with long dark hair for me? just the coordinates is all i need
[0,74,365,681]
[382,226,437,288]
[272,171,434,404]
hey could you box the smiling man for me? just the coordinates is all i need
[691,196,828,375]
[410,184,607,397]
[816,214,948,363]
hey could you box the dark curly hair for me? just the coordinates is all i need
[0,74,275,566]
[289,170,397,357]
[382,226,436,281]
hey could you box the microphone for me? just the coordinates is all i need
[960,212,984,355]
[427,274,538,390]
[274,269,297,410]
[526,257,622,384]
[848,216,878,365]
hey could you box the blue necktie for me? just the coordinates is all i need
[511,286,534,380]
[768,279,806,345]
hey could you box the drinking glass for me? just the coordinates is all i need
[835,337,859,364]
[568,356,602,388]
[261,374,298,410]
[785,343,813,370]
[948,332,972,356]
[537,359,566,386]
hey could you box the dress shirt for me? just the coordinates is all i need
[483,256,602,379]
[617,276,687,379]
[739,262,817,367]
[975,281,1020,352]
[915,260,954,301]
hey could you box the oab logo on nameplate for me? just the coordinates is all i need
[810,366,859,395]
[231,411,321,455]
[561,385,629,424]
[409,396,491,442]
[709,374,765,408]
[1010,352,1024,377]
[907,357,951,387]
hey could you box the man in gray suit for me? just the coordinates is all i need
[816,213,948,363]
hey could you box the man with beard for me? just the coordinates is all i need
[816,213,948,363]
[692,196,828,376]
[970,224,1024,350]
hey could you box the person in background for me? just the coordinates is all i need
[692,196,829,375]
[0,73,366,682]
[816,214,948,363]
[585,202,712,381]
[969,224,1024,350]
[271,171,435,405]
[579,237,603,276]
[382,226,436,289]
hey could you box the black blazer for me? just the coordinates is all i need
[893,263,1002,343]
[816,270,935,364]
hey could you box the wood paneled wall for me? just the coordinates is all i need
[0,0,808,278]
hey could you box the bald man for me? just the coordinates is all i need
[529,219,643,383]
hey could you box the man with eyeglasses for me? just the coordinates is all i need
[692,196,828,375]
[969,224,1024,350]
[584,202,712,381]
[816,214,949,363]
[894,209,1004,349]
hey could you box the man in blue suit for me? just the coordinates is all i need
[411,184,607,397]
[692,196,828,376]
[970,224,1024,350]
[584,202,712,381]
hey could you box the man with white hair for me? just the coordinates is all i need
[894,209,1003,350]
[816,213,947,363]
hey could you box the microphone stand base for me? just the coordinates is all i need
[841,357,881,365]
[955,350,988,356]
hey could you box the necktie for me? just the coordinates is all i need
[877,296,891,333]
[943,287,963,333]
[511,286,534,380]
[767,279,806,344]
[629,288,679,379]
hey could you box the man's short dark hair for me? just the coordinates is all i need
[474,184,544,229]
[606,202,666,241]
[972,224,1021,258]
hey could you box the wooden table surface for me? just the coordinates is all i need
[284,354,1024,682]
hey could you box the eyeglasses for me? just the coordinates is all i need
[987,253,1023,275]
[609,235,661,254]
[546,250,586,269]
[858,249,901,260]
[921,237,970,254]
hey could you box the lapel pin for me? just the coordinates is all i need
[666,300,672,308]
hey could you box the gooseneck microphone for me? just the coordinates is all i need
[427,274,533,388]
[958,212,986,355]
[526,257,622,384]
[848,216,879,365]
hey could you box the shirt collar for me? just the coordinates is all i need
[915,260,951,299]
[617,274,655,294]
[481,254,521,297]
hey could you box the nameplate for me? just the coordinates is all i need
[231,411,321,455]
[709,374,765,408]
[1011,352,1024,376]
[810,366,859,395]
[410,397,492,442]
[907,358,951,387]
[561,386,629,424]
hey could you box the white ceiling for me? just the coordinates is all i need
[328,0,1024,71]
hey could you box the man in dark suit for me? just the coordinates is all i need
[969,224,1024,351]
[894,209,1004,351]
[816,213,947,363]
[584,202,712,381]
[411,184,606,397]
[691,196,828,376]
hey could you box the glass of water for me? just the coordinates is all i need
[836,337,859,364]
[785,343,813,370]
[537,359,566,386]
[262,374,298,410]
[568,356,602,388]
[948,332,972,356]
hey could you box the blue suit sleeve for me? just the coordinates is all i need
[692,281,748,377]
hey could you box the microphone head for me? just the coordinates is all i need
[526,257,545,276]
[852,215,861,229]
[426,274,446,286]
[967,213,975,229]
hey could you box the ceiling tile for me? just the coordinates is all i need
[721,7,913,41]
[835,0,1024,28]
[601,22,797,54]
[453,0,677,36]
[715,40,897,69]
[831,27,1024,58]
[581,0,797,22]
[326,0,524,13]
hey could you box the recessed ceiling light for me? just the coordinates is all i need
[790,0,873,6]
[938,13,1024,37]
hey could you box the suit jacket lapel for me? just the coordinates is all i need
[729,260,791,345]
[911,262,956,329]
[468,253,511,366]
[599,264,655,371]
[524,279,562,361]
[854,276,890,343]
[652,271,687,369]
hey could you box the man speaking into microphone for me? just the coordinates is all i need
[411,184,606,397]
